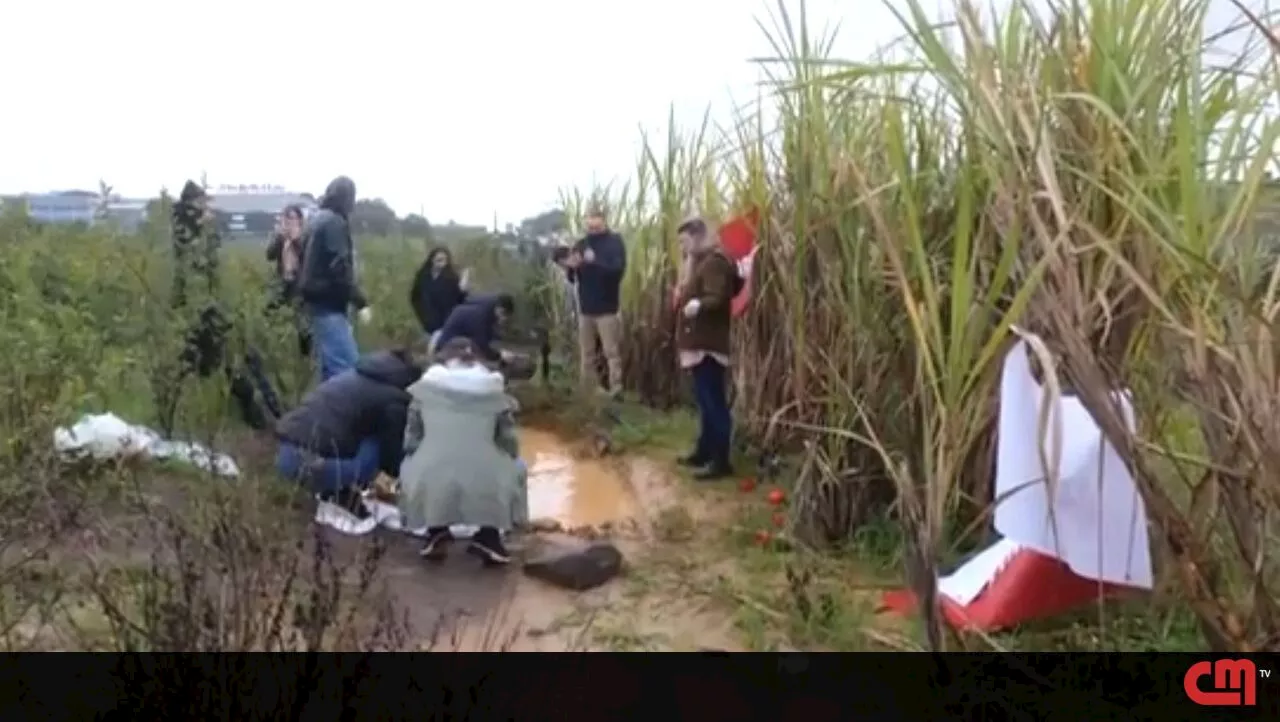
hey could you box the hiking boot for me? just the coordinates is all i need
[419,528,453,562]
[677,452,708,468]
[468,528,512,566]
[693,461,734,481]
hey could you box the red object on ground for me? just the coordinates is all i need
[670,208,760,318]
[738,477,758,493]
[754,530,773,546]
[772,512,787,528]
[878,546,1142,632]
[767,489,786,506]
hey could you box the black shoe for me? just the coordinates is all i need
[677,452,709,468]
[419,528,453,561]
[467,529,511,566]
[320,488,371,520]
[693,462,734,481]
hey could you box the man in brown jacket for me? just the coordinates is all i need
[674,217,738,480]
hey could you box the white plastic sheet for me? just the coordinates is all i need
[53,413,240,478]
[938,339,1153,606]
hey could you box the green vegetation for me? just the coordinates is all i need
[559,0,1280,652]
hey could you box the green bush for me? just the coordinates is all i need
[0,208,551,654]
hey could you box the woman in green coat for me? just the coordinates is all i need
[399,339,528,565]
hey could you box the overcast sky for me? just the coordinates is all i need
[0,1,1267,226]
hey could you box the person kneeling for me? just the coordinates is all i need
[274,348,424,525]
[399,338,528,565]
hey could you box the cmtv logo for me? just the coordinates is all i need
[1184,659,1269,706]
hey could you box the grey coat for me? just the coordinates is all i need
[397,364,528,530]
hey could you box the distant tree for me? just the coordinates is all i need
[519,208,568,239]
[349,198,399,237]
[96,179,114,221]
[401,213,433,240]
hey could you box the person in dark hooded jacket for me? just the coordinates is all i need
[408,246,470,346]
[433,293,515,364]
[158,181,280,434]
[297,176,370,381]
[275,348,424,520]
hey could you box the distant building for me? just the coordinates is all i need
[208,184,317,238]
[24,190,99,224]
[7,189,152,229]
[103,199,149,232]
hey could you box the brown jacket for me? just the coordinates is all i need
[675,249,735,356]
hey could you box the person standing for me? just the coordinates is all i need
[265,203,312,357]
[558,208,626,397]
[674,217,738,480]
[297,176,372,381]
[409,246,470,349]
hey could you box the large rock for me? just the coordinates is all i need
[522,537,623,591]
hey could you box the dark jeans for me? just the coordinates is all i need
[690,356,732,465]
[276,437,381,496]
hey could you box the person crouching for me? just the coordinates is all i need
[674,217,737,480]
[274,348,424,525]
[398,338,528,565]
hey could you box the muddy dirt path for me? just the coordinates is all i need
[332,427,748,652]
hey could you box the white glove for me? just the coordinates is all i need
[357,307,374,324]
[682,299,701,319]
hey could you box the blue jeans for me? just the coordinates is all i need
[311,311,359,382]
[276,437,381,496]
[691,356,732,465]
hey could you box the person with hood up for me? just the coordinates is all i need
[159,180,279,433]
[408,246,471,348]
[432,292,516,365]
[398,338,527,565]
[275,348,424,528]
[297,176,372,381]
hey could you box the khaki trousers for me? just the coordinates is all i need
[578,313,623,393]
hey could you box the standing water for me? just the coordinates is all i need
[519,427,637,527]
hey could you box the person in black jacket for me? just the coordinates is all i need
[408,246,470,348]
[433,293,515,365]
[556,208,626,397]
[275,349,424,520]
[264,204,312,357]
[297,176,370,381]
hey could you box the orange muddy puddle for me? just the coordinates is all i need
[519,427,637,527]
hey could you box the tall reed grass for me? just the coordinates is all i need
[567,0,1280,651]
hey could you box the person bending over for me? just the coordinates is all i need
[398,338,528,565]
[274,348,424,523]
[433,293,516,366]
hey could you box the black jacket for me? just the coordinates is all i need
[409,262,467,334]
[567,231,626,315]
[265,232,305,301]
[275,350,422,476]
[297,177,367,314]
[435,296,502,362]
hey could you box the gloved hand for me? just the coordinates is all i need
[357,306,374,325]
[682,299,701,319]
